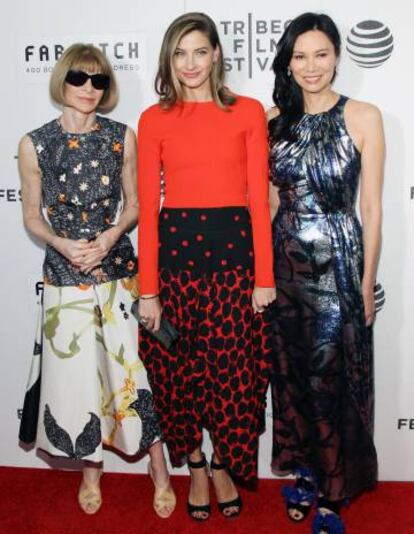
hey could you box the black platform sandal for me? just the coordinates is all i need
[312,497,346,534]
[210,455,242,518]
[187,454,211,522]
[281,468,317,522]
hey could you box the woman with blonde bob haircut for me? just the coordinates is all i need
[18,43,176,519]
[138,12,276,521]
[50,43,118,112]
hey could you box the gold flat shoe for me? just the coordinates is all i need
[148,462,176,519]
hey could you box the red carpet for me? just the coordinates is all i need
[0,467,413,533]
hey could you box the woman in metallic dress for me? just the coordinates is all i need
[268,13,384,533]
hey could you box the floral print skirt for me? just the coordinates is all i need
[19,276,161,462]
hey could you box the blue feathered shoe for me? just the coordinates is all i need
[281,468,318,522]
[312,498,347,534]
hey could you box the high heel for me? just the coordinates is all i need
[78,469,103,515]
[281,467,317,522]
[148,461,176,519]
[187,453,211,521]
[210,455,242,518]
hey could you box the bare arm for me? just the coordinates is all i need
[351,103,385,324]
[19,135,57,246]
[105,126,139,241]
[18,135,90,263]
[360,106,384,293]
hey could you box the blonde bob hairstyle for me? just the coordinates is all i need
[49,43,118,113]
[155,12,235,109]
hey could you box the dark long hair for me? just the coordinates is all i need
[155,12,235,109]
[269,13,341,142]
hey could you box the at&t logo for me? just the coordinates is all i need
[346,20,394,68]
[374,283,385,313]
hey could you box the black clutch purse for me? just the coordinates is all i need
[131,300,179,350]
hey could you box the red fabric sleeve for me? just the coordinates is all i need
[245,100,275,287]
[137,109,161,294]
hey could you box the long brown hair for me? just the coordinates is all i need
[155,12,235,109]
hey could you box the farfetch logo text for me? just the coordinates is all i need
[20,34,146,79]
[346,20,394,68]
[219,15,290,77]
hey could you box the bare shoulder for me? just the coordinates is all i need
[345,98,382,126]
[18,134,38,169]
[123,126,137,161]
[18,134,41,179]
[18,134,35,154]
[125,126,136,142]
[266,106,280,122]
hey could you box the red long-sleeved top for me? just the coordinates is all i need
[137,95,274,294]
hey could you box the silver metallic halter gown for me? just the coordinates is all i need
[269,95,377,500]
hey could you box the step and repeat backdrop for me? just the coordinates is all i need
[1,0,413,479]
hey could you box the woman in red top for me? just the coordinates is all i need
[137,12,276,521]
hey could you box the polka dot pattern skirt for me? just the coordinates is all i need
[139,207,272,481]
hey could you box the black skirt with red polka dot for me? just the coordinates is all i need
[139,207,272,481]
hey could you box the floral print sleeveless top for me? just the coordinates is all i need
[29,116,137,286]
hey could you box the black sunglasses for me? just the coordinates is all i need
[65,70,110,90]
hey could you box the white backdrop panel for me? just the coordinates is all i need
[1,0,413,480]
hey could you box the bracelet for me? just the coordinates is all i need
[139,294,159,300]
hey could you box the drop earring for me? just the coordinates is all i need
[287,66,291,77]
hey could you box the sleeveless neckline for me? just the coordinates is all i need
[303,95,345,117]
[56,117,101,136]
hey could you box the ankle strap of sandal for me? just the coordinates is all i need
[210,456,226,470]
[188,453,207,469]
